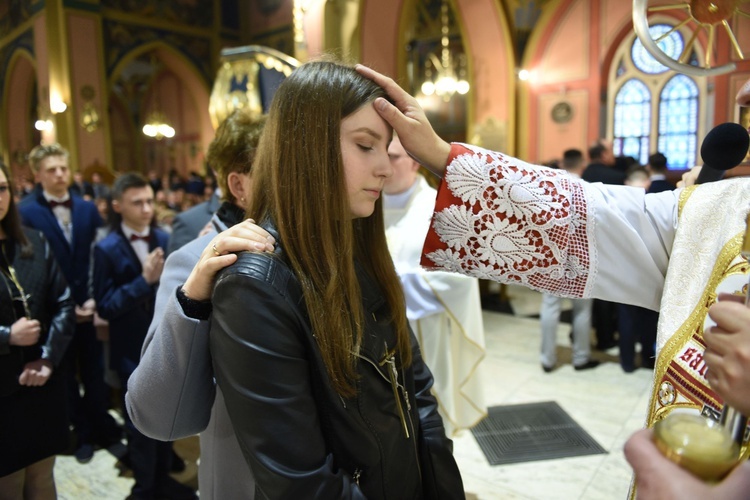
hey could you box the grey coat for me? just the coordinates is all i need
[125,214,255,499]
[167,192,221,255]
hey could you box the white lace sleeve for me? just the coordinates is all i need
[421,143,677,310]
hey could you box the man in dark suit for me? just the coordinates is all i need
[646,152,676,193]
[581,139,623,350]
[19,143,120,463]
[166,189,220,255]
[94,173,194,500]
[69,171,94,200]
[582,139,626,185]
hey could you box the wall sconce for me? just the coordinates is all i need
[80,85,100,133]
[50,95,68,114]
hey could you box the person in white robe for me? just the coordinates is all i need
[354,64,750,476]
[383,134,486,437]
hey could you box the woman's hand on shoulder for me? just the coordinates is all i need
[182,219,276,302]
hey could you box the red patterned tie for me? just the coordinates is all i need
[49,199,72,209]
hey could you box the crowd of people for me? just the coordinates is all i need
[539,145,676,374]
[1,57,750,500]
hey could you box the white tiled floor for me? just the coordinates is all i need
[55,285,654,499]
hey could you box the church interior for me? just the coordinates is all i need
[2,0,750,498]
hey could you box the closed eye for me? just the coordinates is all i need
[358,144,374,152]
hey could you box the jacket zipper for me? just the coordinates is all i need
[352,467,362,486]
[379,343,410,439]
[401,365,422,482]
[355,347,410,439]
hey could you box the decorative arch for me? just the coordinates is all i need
[107,42,212,176]
[360,0,514,152]
[2,49,38,180]
[606,15,707,170]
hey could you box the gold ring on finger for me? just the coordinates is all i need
[212,243,221,256]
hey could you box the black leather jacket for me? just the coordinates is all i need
[0,228,75,397]
[210,223,464,499]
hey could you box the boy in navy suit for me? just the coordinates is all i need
[19,143,119,463]
[94,173,194,500]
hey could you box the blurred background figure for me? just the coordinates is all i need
[69,171,94,201]
[624,164,651,190]
[539,149,598,373]
[18,143,121,465]
[0,161,75,498]
[646,153,676,193]
[383,133,487,436]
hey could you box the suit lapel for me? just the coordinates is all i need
[115,228,144,274]
[69,196,86,252]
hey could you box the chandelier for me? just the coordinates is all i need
[142,111,175,139]
[142,59,176,140]
[420,0,469,101]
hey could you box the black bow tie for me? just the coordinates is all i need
[48,199,71,209]
[129,234,150,243]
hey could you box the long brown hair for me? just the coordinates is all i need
[247,60,410,397]
[0,162,32,257]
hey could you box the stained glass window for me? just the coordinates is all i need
[632,24,684,75]
[613,79,651,164]
[657,75,698,170]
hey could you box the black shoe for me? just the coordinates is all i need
[75,443,95,464]
[594,341,617,351]
[574,360,601,371]
[170,449,186,474]
[156,477,197,500]
[542,364,555,373]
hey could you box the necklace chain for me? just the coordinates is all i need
[0,244,32,319]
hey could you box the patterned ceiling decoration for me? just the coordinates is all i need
[103,19,212,83]
[0,0,43,39]
[101,0,213,28]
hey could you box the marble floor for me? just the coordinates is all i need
[55,285,654,499]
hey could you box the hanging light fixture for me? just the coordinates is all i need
[420,0,469,101]
[142,60,175,140]
[142,110,175,139]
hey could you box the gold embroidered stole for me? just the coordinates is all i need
[647,179,750,461]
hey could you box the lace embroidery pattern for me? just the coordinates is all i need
[424,144,592,298]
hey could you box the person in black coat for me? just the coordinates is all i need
[209,60,463,499]
[582,139,626,185]
[582,140,624,350]
[0,161,75,497]
[646,152,676,193]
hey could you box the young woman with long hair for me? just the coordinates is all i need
[0,161,75,498]
[209,60,464,498]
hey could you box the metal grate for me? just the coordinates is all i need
[471,401,607,465]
